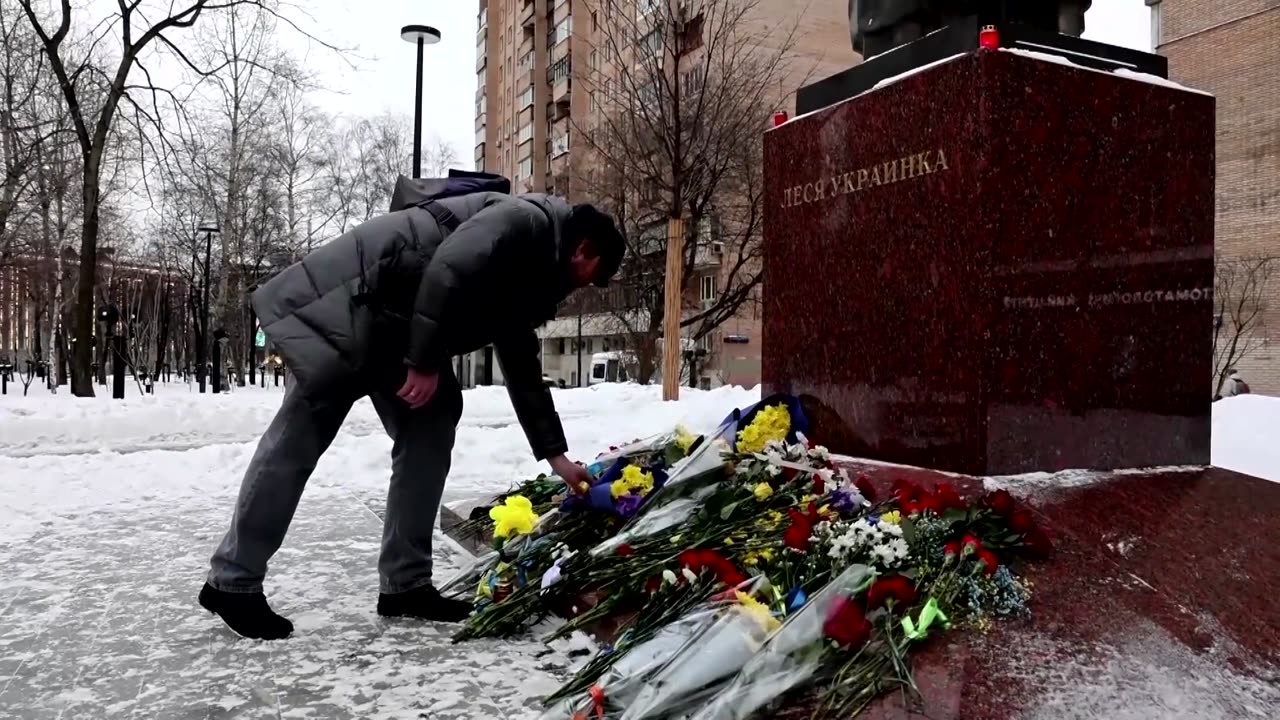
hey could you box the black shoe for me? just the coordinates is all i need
[377,584,473,623]
[199,582,294,640]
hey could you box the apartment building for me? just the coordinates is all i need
[1152,0,1280,394]
[474,0,854,388]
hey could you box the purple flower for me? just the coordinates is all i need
[830,489,857,514]
[615,493,645,518]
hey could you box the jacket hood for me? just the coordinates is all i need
[519,193,574,258]
[519,193,577,298]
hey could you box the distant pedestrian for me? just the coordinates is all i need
[1221,369,1251,398]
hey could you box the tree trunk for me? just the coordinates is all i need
[70,183,100,396]
[156,283,170,376]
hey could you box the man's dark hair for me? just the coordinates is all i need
[565,203,625,287]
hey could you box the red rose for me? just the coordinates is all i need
[892,479,921,502]
[917,491,943,516]
[934,483,967,511]
[644,576,662,593]
[1009,509,1036,534]
[982,489,1015,516]
[812,474,826,496]
[976,548,999,576]
[943,540,961,557]
[783,511,813,551]
[855,474,877,502]
[866,575,917,611]
[1024,528,1054,558]
[823,596,871,648]
[783,467,799,483]
[900,498,921,516]
[616,543,635,557]
[678,548,705,571]
[783,502,824,552]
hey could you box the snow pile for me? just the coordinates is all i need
[1210,395,1280,482]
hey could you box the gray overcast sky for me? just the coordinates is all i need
[79,0,1150,173]
[300,1,1152,166]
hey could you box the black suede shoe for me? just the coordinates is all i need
[199,583,294,640]
[377,584,473,623]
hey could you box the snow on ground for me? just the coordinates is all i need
[1209,395,1280,482]
[0,383,1276,718]
[0,381,759,719]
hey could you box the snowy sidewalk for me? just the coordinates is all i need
[0,471,571,719]
[0,383,760,719]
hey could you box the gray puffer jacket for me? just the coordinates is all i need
[253,192,576,459]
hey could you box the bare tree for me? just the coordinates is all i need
[18,0,339,396]
[1213,256,1278,398]
[324,112,457,232]
[576,0,800,383]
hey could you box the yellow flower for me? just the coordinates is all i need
[880,510,902,525]
[736,404,791,454]
[753,482,774,501]
[724,536,735,545]
[735,591,781,632]
[616,464,655,497]
[674,424,697,453]
[489,495,538,539]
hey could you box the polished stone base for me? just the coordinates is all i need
[808,460,1280,719]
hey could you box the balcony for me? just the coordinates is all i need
[476,53,486,73]
[552,75,572,104]
[519,0,535,28]
[475,112,486,131]
[475,125,486,146]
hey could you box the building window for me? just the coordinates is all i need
[591,10,598,32]
[549,16,572,47]
[519,85,534,109]
[639,27,663,56]
[551,130,570,158]
[701,274,717,302]
[556,338,566,354]
[518,156,533,179]
[1150,1,1162,50]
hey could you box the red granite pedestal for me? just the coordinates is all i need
[762,50,1216,476]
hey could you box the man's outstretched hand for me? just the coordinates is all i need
[397,368,439,409]
[548,454,591,496]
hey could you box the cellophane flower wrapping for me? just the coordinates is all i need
[619,608,777,719]
[537,604,725,720]
[591,420,737,558]
[686,564,877,720]
[438,508,565,598]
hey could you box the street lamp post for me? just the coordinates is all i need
[400,24,442,179]
[197,221,219,394]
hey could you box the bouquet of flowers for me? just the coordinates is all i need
[449,393,1055,719]
[451,427,704,640]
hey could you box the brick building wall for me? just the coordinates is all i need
[1155,0,1280,394]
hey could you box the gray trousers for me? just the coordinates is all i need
[207,374,462,594]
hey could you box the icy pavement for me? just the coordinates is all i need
[0,382,759,719]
